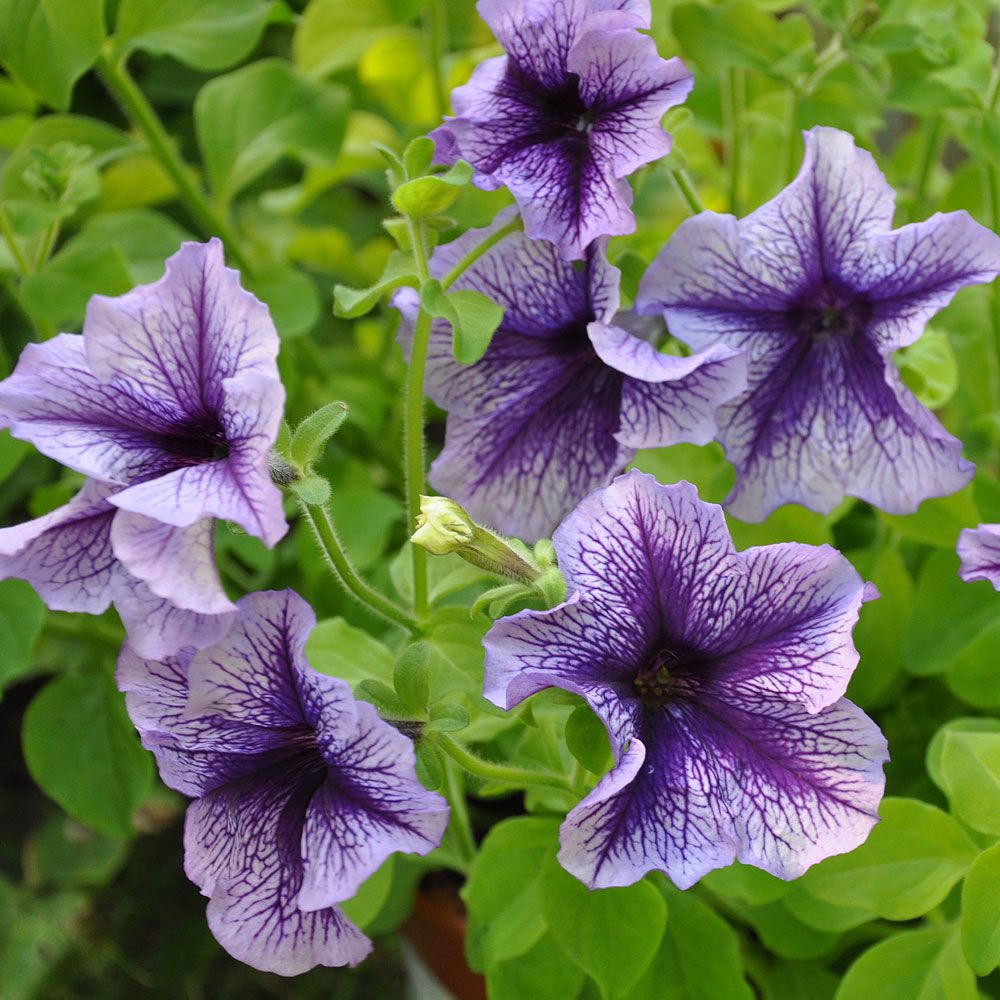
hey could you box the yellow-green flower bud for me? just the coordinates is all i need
[411,496,475,555]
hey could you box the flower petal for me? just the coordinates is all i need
[559,692,886,889]
[297,687,448,909]
[588,322,746,448]
[186,761,372,975]
[0,479,116,613]
[111,512,234,615]
[84,239,280,416]
[957,523,1000,590]
[484,594,646,754]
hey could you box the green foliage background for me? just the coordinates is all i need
[1,0,1000,997]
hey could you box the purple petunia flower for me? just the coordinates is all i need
[0,239,286,656]
[957,524,1000,589]
[432,0,693,259]
[636,127,1000,522]
[394,215,746,542]
[117,589,450,976]
[484,471,887,889]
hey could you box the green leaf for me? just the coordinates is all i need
[631,883,753,1000]
[896,327,959,409]
[245,263,321,339]
[354,678,404,717]
[391,163,473,218]
[114,0,276,71]
[420,279,505,364]
[882,487,978,548]
[0,879,87,1000]
[402,135,435,179]
[24,815,128,890]
[289,475,331,506]
[462,816,561,970]
[293,0,420,78]
[291,402,349,470]
[414,741,444,790]
[930,727,1000,835]
[393,641,431,716]
[195,59,348,208]
[701,861,791,905]
[304,617,394,688]
[798,798,977,920]
[0,0,104,109]
[836,927,976,1000]
[333,250,418,318]
[564,704,612,776]
[541,854,668,999]
[903,550,1000,677]
[426,702,470,733]
[961,843,1000,975]
[708,896,839,961]
[846,545,912,707]
[486,932,586,1000]
[22,670,154,838]
[0,579,45,692]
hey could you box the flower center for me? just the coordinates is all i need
[634,647,701,709]
[789,296,871,339]
[156,412,231,467]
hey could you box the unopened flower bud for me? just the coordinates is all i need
[411,495,543,585]
[411,496,475,555]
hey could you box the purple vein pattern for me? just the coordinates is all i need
[957,524,1000,590]
[484,471,888,889]
[394,214,746,542]
[0,239,287,656]
[636,126,1000,522]
[432,0,693,259]
[117,590,450,976]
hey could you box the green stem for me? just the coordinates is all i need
[0,208,30,276]
[33,219,60,274]
[444,759,476,862]
[442,214,523,289]
[435,733,574,793]
[95,49,251,274]
[911,115,943,221]
[724,67,744,216]
[424,0,449,123]
[671,167,705,215]
[298,501,421,633]
[404,218,433,619]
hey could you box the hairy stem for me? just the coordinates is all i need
[442,214,523,288]
[0,208,31,276]
[96,49,251,274]
[299,501,420,633]
[444,759,477,863]
[404,218,433,619]
[671,167,705,215]
[436,733,575,793]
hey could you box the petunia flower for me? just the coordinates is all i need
[635,126,1000,522]
[432,0,693,259]
[0,239,286,656]
[484,471,887,889]
[957,523,1000,590]
[394,215,745,542]
[117,589,450,976]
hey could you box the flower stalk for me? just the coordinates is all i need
[435,733,575,793]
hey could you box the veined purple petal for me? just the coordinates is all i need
[441,0,690,257]
[298,687,449,910]
[957,524,1000,590]
[559,692,886,889]
[636,126,993,520]
[186,761,373,975]
[84,239,280,414]
[110,512,234,615]
[484,473,886,889]
[0,480,117,613]
[588,323,747,448]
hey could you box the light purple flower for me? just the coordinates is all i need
[117,589,450,976]
[957,524,1000,589]
[394,216,746,542]
[0,239,286,656]
[433,0,693,259]
[484,471,887,889]
[636,127,1000,522]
